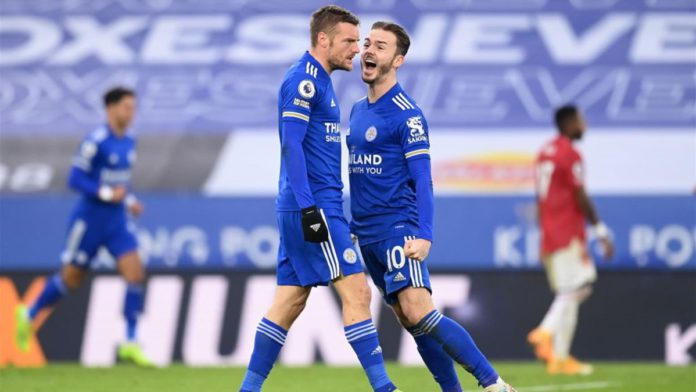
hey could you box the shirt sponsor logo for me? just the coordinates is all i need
[407,116,427,144]
[324,122,341,143]
[349,153,383,175]
[101,169,132,184]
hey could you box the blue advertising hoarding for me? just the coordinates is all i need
[1,195,693,271]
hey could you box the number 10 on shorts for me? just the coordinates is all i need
[386,245,406,272]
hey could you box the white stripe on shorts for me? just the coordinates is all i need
[61,219,87,263]
[320,209,340,280]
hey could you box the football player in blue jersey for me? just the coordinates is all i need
[347,22,517,392]
[14,87,154,367]
[239,6,401,392]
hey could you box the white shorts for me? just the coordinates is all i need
[543,237,597,293]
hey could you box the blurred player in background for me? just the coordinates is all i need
[14,87,153,367]
[347,21,516,392]
[528,105,614,375]
[239,6,400,392]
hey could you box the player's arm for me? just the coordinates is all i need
[400,114,434,261]
[569,156,614,259]
[68,138,125,202]
[280,78,328,243]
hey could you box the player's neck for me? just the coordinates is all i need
[367,76,397,103]
[309,49,332,75]
[107,119,127,137]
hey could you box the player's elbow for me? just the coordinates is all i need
[281,138,300,159]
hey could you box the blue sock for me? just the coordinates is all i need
[345,319,396,392]
[240,318,287,392]
[415,310,499,388]
[408,326,462,392]
[28,273,67,320]
[123,284,144,342]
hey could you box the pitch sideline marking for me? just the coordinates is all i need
[518,381,619,391]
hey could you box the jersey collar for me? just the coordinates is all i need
[302,51,330,81]
[367,82,403,108]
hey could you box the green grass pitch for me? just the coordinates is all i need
[1,362,694,391]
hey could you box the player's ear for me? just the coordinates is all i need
[317,31,329,49]
[392,54,405,69]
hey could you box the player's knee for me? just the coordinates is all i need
[575,285,593,303]
[122,267,145,284]
[342,281,372,311]
[398,289,433,326]
[288,296,308,319]
[61,266,85,290]
[62,275,82,291]
[391,305,414,329]
[400,305,429,326]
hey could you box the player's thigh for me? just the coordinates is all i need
[545,238,597,293]
[266,285,312,330]
[60,215,102,271]
[117,250,144,284]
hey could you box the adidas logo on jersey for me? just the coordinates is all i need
[393,272,406,282]
[310,223,321,232]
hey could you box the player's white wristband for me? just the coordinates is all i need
[125,194,137,207]
[594,222,610,239]
[98,185,114,202]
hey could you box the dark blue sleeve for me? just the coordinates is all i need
[281,119,315,209]
[397,112,433,241]
[279,75,320,209]
[68,137,101,197]
[407,157,434,242]
[68,166,100,196]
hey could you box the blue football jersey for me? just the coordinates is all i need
[347,84,431,244]
[71,125,136,206]
[276,51,343,211]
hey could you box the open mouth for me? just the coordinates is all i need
[363,58,377,71]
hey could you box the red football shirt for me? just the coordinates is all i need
[536,136,586,255]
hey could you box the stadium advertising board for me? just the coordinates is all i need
[2,271,694,367]
[0,195,694,271]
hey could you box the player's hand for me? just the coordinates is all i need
[111,186,127,203]
[128,200,144,217]
[300,206,329,243]
[404,238,431,262]
[600,238,614,261]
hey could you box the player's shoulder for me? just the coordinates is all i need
[85,125,110,144]
[351,96,368,113]
[284,56,328,87]
[388,90,421,114]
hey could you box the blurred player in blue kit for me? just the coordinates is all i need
[347,22,517,392]
[239,6,401,392]
[14,87,153,367]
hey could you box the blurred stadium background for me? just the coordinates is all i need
[0,0,694,390]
